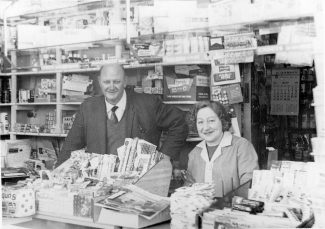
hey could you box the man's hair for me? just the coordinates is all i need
[99,63,125,78]
[194,101,231,131]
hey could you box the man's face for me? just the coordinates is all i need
[99,66,126,104]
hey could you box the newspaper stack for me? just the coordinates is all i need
[170,183,215,229]
[117,138,162,176]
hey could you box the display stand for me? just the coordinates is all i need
[33,157,172,229]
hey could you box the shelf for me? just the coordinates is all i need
[15,102,57,106]
[59,102,82,105]
[12,70,58,75]
[256,43,313,55]
[0,103,13,106]
[11,67,102,75]
[163,101,198,105]
[10,132,67,137]
[0,133,10,136]
[0,73,11,76]
[61,68,101,73]
[124,60,210,69]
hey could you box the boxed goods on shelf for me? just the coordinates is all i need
[0,78,11,103]
[62,74,93,102]
[163,65,210,102]
[0,112,10,134]
[210,64,240,86]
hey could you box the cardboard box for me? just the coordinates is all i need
[211,64,240,86]
[2,187,35,217]
[163,75,210,101]
[5,139,31,167]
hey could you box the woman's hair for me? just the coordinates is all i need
[194,101,231,132]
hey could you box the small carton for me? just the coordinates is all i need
[163,74,210,101]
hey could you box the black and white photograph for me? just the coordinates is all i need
[0,0,324,228]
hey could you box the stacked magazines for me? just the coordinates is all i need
[95,185,169,220]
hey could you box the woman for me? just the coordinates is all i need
[187,101,259,197]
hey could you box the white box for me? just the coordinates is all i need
[2,188,35,217]
[5,139,31,167]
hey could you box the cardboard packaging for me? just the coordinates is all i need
[210,63,241,86]
[4,140,31,168]
[211,83,243,105]
[2,187,35,217]
[163,74,210,101]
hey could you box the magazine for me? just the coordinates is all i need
[95,185,170,220]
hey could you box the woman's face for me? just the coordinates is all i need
[196,107,223,145]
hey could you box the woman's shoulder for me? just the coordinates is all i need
[188,142,204,157]
[231,134,253,147]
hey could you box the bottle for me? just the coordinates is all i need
[294,136,303,161]
[61,54,67,64]
[43,54,49,65]
[73,53,78,63]
[68,53,73,63]
[82,54,89,63]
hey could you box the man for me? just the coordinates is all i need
[58,63,188,165]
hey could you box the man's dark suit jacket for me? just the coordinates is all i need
[58,89,188,165]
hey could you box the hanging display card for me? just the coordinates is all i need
[270,68,300,116]
[211,63,240,86]
[211,83,243,105]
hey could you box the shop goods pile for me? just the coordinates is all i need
[53,138,162,186]
[170,183,215,229]
[2,138,165,219]
[248,161,315,225]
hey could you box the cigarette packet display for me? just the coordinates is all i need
[232,196,264,213]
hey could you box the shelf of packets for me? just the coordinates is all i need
[61,74,93,102]
[169,160,323,229]
[2,138,173,229]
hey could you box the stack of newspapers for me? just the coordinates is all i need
[53,138,163,185]
[116,138,163,176]
[170,183,215,229]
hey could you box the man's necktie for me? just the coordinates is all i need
[110,106,118,124]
